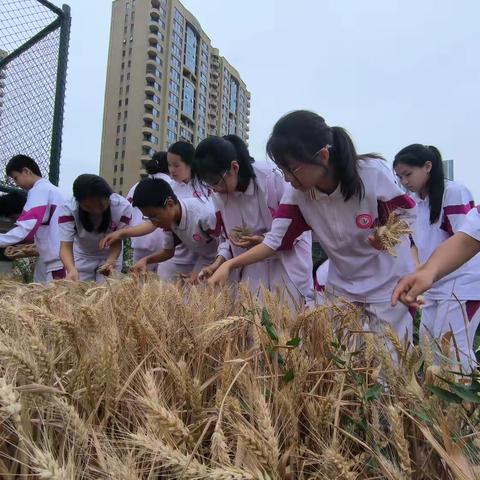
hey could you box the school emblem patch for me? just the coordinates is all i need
[355,213,373,229]
[192,233,202,242]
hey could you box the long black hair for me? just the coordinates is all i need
[266,110,383,201]
[393,144,445,224]
[145,151,168,175]
[193,134,256,190]
[72,174,113,233]
[168,141,195,166]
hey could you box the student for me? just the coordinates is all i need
[208,111,417,345]
[0,155,65,280]
[115,178,218,279]
[392,144,480,369]
[393,207,480,304]
[193,134,314,306]
[126,152,170,271]
[58,174,132,282]
[0,191,48,282]
[152,140,205,280]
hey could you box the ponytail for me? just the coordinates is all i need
[145,151,168,175]
[393,144,445,223]
[267,110,383,201]
[331,127,364,201]
[222,134,255,184]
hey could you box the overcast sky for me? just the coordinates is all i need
[57,0,480,198]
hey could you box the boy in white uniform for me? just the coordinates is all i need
[102,178,218,280]
[0,155,65,280]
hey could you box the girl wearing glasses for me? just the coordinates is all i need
[58,174,132,282]
[193,134,314,306]
[208,111,417,346]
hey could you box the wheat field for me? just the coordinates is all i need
[0,277,478,479]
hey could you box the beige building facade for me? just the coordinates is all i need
[99,0,251,194]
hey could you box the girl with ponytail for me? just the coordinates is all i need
[393,144,480,371]
[208,111,417,350]
[193,134,314,305]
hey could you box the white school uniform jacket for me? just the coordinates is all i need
[210,162,314,301]
[0,178,64,272]
[460,205,480,241]
[58,193,132,257]
[162,198,218,270]
[412,181,480,300]
[168,179,205,265]
[263,158,417,303]
[126,173,170,252]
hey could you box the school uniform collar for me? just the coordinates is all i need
[176,199,188,230]
[309,183,342,200]
[234,179,255,197]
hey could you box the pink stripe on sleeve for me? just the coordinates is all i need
[206,211,225,237]
[443,201,474,216]
[377,194,416,224]
[274,204,311,250]
[58,215,74,224]
[17,205,48,241]
[120,215,131,225]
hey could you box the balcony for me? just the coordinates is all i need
[144,98,157,110]
[210,80,219,89]
[210,70,219,79]
[149,20,159,34]
[211,56,220,67]
[143,111,155,123]
[208,100,217,110]
[150,7,160,20]
[210,90,218,99]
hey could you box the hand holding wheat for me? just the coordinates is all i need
[370,213,412,256]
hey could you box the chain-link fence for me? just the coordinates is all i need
[0,0,70,191]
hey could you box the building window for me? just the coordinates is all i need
[115,152,119,160]
[230,78,238,114]
[119,86,123,95]
[173,20,183,34]
[171,44,182,59]
[113,178,117,186]
[127,72,130,81]
[170,67,180,83]
[121,164,124,172]
[128,60,131,67]
[169,79,180,94]
[116,125,121,134]
[122,150,125,159]
[184,25,198,73]
[122,137,126,145]
[123,124,127,132]
[168,104,178,117]
[117,112,121,120]
[167,117,177,130]
[171,55,181,70]
[129,47,132,56]
[124,111,128,119]
[172,32,182,48]
[125,98,129,105]
[126,85,130,94]
[174,8,184,22]
[167,129,177,144]
[182,79,195,118]
[120,177,123,185]
[116,139,120,146]
[122,50,126,58]
[169,91,179,106]
[121,62,125,70]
